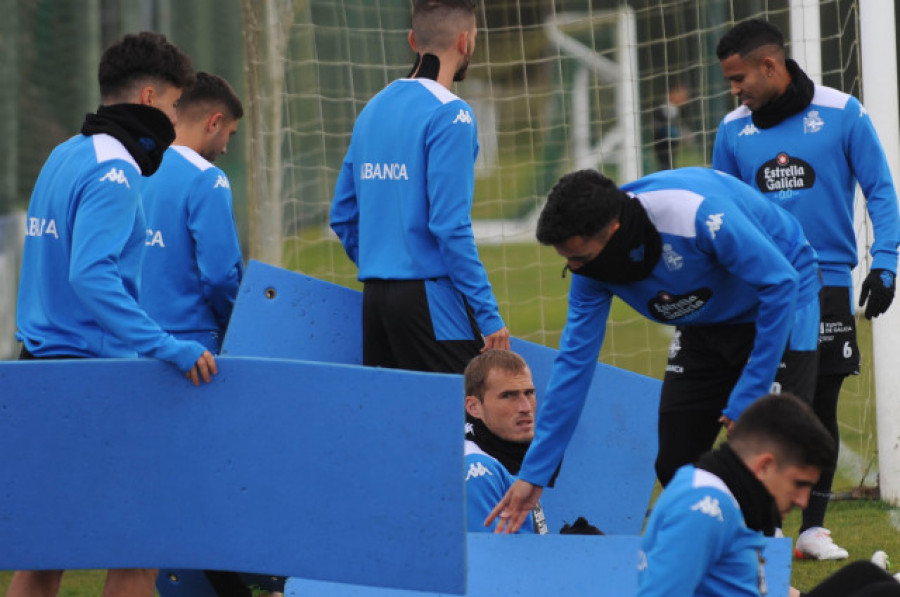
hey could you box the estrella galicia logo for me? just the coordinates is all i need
[648,288,712,322]
[756,153,816,194]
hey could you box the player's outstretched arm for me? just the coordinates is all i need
[185,350,217,386]
[482,326,510,351]
[486,479,543,534]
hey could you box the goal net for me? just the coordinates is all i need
[241,0,883,494]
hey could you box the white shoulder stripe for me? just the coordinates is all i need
[465,439,494,460]
[691,469,740,508]
[635,189,703,238]
[172,145,214,172]
[92,134,140,172]
[406,77,461,105]
[722,105,751,124]
[811,85,851,110]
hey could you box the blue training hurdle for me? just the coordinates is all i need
[0,356,466,594]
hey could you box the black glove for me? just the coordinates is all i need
[859,268,896,319]
[559,516,604,535]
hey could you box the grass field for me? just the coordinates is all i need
[2,237,897,595]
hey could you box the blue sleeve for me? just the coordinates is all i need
[187,169,244,330]
[695,195,798,420]
[330,146,360,265]
[711,119,740,177]
[466,455,518,533]
[426,101,504,336]
[68,163,205,372]
[637,489,733,597]
[845,98,900,274]
[518,275,612,486]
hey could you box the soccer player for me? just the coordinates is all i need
[11,32,212,597]
[141,72,244,353]
[485,167,820,534]
[464,349,547,534]
[330,0,509,375]
[637,393,900,597]
[712,18,900,559]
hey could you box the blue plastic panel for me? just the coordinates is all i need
[287,534,641,597]
[0,357,465,594]
[224,261,662,534]
[285,536,793,597]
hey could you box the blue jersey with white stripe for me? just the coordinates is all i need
[330,78,504,337]
[638,466,767,597]
[713,85,900,288]
[465,439,535,534]
[16,134,206,372]
[518,168,819,486]
[140,146,244,351]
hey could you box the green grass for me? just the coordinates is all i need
[4,236,894,594]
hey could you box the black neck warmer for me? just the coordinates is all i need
[751,59,815,130]
[696,443,781,537]
[408,53,441,81]
[569,197,662,284]
[81,103,175,176]
[466,417,530,476]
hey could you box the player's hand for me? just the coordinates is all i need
[186,351,217,386]
[485,479,543,534]
[789,587,801,597]
[718,414,735,435]
[482,326,510,352]
[859,269,895,319]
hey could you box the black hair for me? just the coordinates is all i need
[716,18,785,60]
[177,72,244,121]
[535,169,625,246]
[730,393,836,471]
[412,0,476,51]
[98,31,194,100]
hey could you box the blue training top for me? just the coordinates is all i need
[330,77,504,337]
[140,145,244,352]
[713,85,900,288]
[16,134,205,372]
[638,465,767,597]
[517,168,820,486]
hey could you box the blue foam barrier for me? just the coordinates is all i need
[0,356,465,594]
[284,536,793,597]
[287,534,641,597]
[223,261,661,534]
[222,260,363,364]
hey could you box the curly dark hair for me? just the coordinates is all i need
[716,18,785,60]
[98,31,194,100]
[177,72,244,121]
[535,169,625,246]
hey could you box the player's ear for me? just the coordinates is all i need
[408,30,417,52]
[748,452,777,480]
[207,112,224,133]
[137,84,155,107]
[465,395,483,419]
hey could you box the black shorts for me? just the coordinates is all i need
[818,286,860,375]
[660,322,818,413]
[362,278,484,374]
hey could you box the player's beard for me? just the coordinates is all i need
[453,50,471,82]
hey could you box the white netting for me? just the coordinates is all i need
[242,0,878,490]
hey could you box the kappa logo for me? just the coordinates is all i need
[690,495,724,522]
[452,109,473,125]
[466,461,493,481]
[99,167,130,188]
[803,110,825,134]
[214,175,230,189]
[668,329,682,359]
[738,123,760,136]
[637,550,648,572]
[705,213,724,239]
